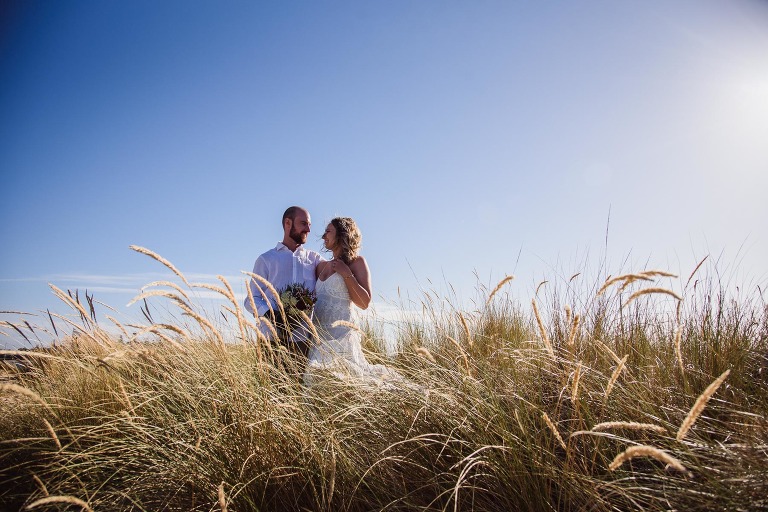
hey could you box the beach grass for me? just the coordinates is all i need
[1,256,767,511]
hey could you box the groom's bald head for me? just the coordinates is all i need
[282,206,308,226]
[282,206,311,248]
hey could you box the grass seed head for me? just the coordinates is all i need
[485,275,514,306]
[567,313,580,347]
[674,326,684,375]
[26,496,94,512]
[129,245,190,286]
[605,354,629,397]
[609,445,689,476]
[218,482,227,512]
[591,421,667,434]
[677,369,731,441]
[571,362,582,403]
[446,335,471,375]
[597,273,652,296]
[531,299,553,357]
[623,287,682,308]
[41,418,61,450]
[458,312,473,348]
[542,412,567,450]
[415,346,436,363]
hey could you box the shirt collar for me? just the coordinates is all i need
[275,242,304,253]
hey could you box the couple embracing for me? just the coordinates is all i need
[244,206,400,386]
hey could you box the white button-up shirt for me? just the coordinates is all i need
[244,243,324,316]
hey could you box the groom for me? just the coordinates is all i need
[244,206,324,356]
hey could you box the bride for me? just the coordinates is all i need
[305,217,403,387]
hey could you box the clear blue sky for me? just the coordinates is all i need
[2,1,767,347]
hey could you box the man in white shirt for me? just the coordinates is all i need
[244,206,324,355]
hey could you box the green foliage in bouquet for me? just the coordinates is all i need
[279,283,317,318]
[275,283,317,343]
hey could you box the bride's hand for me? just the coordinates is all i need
[331,259,354,280]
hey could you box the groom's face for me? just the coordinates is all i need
[287,210,311,245]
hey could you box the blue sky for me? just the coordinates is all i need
[2,1,767,347]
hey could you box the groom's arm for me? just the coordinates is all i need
[244,256,272,317]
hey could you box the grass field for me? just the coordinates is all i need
[1,252,767,511]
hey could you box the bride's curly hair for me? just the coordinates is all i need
[331,217,362,264]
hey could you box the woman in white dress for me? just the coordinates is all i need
[305,217,402,387]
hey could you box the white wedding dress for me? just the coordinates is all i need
[305,273,403,388]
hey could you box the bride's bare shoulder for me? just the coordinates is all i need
[350,256,370,274]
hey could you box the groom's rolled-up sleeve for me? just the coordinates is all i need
[244,256,272,317]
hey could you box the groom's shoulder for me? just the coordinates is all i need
[305,249,324,262]
[257,243,283,259]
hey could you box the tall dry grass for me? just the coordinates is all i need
[1,252,767,511]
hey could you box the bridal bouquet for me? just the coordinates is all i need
[276,283,317,343]
[278,283,317,320]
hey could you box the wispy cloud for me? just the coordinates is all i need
[1,273,166,286]
[78,286,144,295]
[1,272,246,291]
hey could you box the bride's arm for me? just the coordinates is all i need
[334,257,372,310]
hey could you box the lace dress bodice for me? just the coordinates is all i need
[314,273,354,339]
[307,273,362,366]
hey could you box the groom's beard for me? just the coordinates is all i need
[289,227,307,245]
